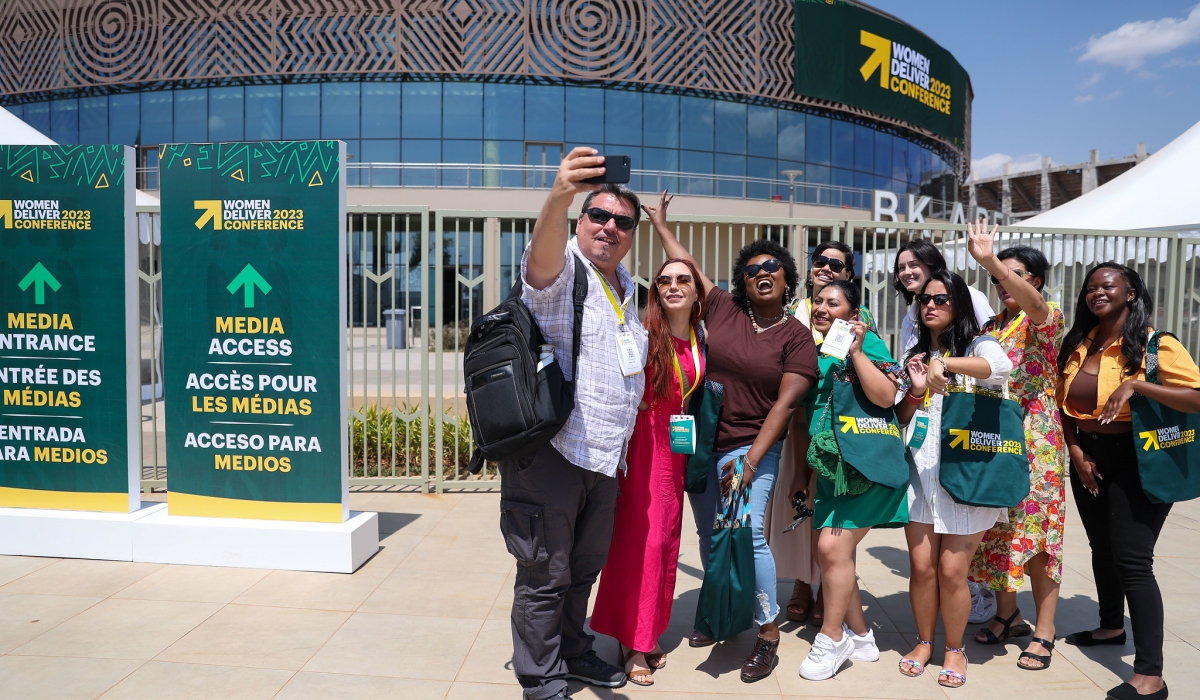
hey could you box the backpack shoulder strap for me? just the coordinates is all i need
[571,255,588,378]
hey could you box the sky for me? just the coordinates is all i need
[867,1,1200,179]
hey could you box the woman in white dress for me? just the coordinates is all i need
[893,269,1013,689]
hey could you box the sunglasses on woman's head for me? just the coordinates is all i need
[655,274,693,287]
[990,269,1031,285]
[584,207,636,231]
[743,258,782,277]
[916,293,952,306]
[811,256,847,273]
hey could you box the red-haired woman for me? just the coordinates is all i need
[591,257,706,687]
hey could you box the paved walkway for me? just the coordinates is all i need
[1,490,1197,699]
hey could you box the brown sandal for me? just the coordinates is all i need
[619,644,654,686]
[646,644,667,669]
[786,580,815,622]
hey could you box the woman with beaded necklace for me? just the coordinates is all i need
[647,191,818,683]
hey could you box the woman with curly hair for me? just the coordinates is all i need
[646,191,818,683]
[591,256,706,686]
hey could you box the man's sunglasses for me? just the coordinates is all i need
[990,269,1032,285]
[743,258,782,277]
[811,256,847,273]
[584,207,636,231]
[916,293,953,306]
[655,274,693,287]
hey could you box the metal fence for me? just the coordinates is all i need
[134,204,1195,492]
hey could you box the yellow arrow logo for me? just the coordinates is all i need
[948,429,969,449]
[0,200,10,229]
[860,30,891,87]
[194,200,223,230]
[839,416,858,434]
[1140,430,1160,451]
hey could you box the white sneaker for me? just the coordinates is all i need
[799,629,854,680]
[968,587,997,624]
[847,626,880,662]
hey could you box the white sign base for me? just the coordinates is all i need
[132,510,379,574]
[0,502,167,561]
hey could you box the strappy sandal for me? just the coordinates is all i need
[646,644,667,669]
[1018,637,1055,670]
[811,586,825,626]
[786,580,815,622]
[899,638,934,677]
[619,644,654,686]
[938,646,968,688]
[975,608,1032,644]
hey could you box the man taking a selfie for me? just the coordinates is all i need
[501,147,646,699]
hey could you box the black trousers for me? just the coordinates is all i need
[498,445,618,699]
[1070,430,1172,677]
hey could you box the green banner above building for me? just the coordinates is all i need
[794,0,970,148]
[0,145,140,513]
[159,141,347,523]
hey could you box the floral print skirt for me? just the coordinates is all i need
[969,407,1067,592]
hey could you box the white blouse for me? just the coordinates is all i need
[906,336,1014,535]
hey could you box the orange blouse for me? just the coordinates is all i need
[1057,328,1200,422]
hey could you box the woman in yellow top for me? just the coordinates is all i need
[1057,262,1200,700]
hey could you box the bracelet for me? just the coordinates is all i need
[903,390,924,405]
[742,456,757,473]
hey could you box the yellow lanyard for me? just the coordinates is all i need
[993,310,1027,345]
[590,265,632,327]
[672,327,702,411]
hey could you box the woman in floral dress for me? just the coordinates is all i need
[965,222,1067,671]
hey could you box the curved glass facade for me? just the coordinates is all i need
[6,80,959,201]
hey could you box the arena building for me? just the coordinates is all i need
[0,0,971,218]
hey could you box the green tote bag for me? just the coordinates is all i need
[684,379,723,494]
[1129,332,1200,504]
[693,457,756,642]
[831,380,910,489]
[938,377,1030,509]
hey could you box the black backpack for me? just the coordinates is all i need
[463,256,587,473]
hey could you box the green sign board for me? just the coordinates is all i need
[794,0,970,148]
[0,145,139,513]
[159,141,347,523]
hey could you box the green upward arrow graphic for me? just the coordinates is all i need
[226,264,272,308]
[18,262,61,305]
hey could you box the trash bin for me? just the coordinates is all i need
[383,308,407,349]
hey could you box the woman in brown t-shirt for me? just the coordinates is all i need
[646,191,818,683]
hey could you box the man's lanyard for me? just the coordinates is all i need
[672,326,702,411]
[993,310,1028,345]
[590,265,631,327]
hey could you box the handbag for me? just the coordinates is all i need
[937,374,1030,508]
[693,456,756,642]
[1129,331,1200,504]
[684,379,724,494]
[830,380,910,489]
[806,386,872,497]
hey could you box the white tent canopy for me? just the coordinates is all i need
[1023,119,1200,232]
[0,106,159,207]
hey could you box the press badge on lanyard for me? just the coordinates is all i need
[669,327,703,454]
[592,266,644,377]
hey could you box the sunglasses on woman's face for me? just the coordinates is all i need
[655,274,693,287]
[584,207,636,231]
[916,293,953,306]
[990,269,1031,285]
[811,256,847,273]
[743,258,782,277]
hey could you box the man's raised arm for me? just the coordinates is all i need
[525,147,607,290]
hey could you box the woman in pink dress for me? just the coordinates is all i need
[591,256,705,687]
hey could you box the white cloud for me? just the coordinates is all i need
[1082,71,1105,87]
[970,153,1049,181]
[1105,90,1122,100]
[1081,5,1200,70]
[1075,94,1095,104]
[1165,56,1200,66]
